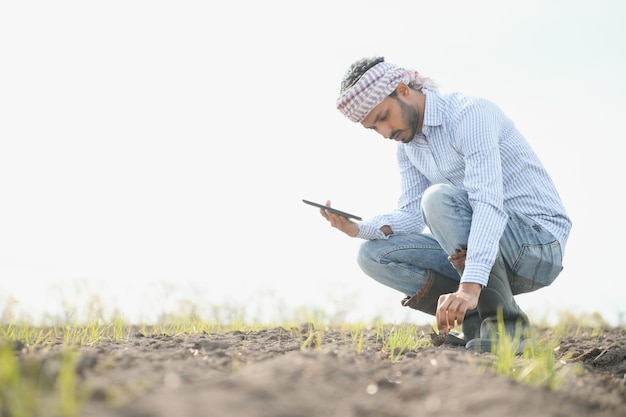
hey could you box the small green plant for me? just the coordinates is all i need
[485,311,565,391]
[341,322,366,353]
[354,328,366,354]
[551,311,610,339]
[381,324,430,361]
[54,349,84,416]
[0,341,39,417]
[0,342,85,417]
[299,324,323,350]
[375,320,386,346]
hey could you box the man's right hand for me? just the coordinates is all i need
[435,282,481,335]
[320,200,359,237]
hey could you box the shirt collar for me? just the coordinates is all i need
[421,89,442,136]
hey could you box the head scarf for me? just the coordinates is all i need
[336,61,433,123]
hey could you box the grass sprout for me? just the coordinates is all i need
[484,311,567,391]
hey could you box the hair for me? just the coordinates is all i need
[339,56,385,95]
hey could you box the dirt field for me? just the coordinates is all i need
[15,323,626,417]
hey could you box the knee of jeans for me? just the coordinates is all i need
[421,184,457,217]
[356,241,379,276]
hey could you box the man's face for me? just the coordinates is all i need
[360,92,419,143]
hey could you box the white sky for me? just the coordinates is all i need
[1,0,624,325]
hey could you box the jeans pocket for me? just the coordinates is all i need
[509,241,563,294]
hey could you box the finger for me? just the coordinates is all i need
[436,295,451,334]
[453,306,465,326]
[444,301,467,328]
[327,212,346,229]
[438,295,467,333]
[336,215,350,226]
[448,251,463,262]
[321,200,333,220]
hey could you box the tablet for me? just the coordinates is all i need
[302,199,362,221]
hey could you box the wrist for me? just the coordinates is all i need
[459,282,482,298]
[348,223,360,237]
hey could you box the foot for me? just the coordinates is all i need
[465,318,530,354]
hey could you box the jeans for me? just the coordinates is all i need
[357,184,564,297]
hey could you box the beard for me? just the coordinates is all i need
[391,96,420,143]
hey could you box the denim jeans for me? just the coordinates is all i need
[357,184,564,297]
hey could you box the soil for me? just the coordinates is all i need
[13,323,626,417]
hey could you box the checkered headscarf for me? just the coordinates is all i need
[336,61,433,123]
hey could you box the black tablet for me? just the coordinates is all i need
[302,199,362,221]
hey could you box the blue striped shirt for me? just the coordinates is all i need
[357,89,572,287]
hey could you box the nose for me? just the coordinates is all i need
[378,125,392,139]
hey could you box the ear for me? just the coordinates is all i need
[395,82,411,97]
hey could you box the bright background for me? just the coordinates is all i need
[1,0,624,325]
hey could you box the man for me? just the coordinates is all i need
[321,56,571,352]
